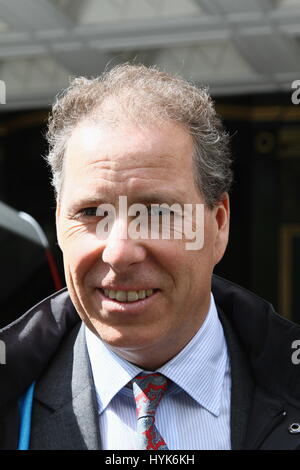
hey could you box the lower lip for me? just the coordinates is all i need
[96,288,159,314]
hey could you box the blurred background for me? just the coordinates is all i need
[0,0,300,327]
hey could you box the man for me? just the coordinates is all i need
[1,64,300,450]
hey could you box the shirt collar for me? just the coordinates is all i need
[85,293,229,417]
[85,326,142,414]
[157,293,229,416]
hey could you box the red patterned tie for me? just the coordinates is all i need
[131,372,169,450]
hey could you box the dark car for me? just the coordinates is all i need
[0,201,62,328]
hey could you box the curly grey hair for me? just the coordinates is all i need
[45,63,232,208]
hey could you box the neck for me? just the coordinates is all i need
[109,309,209,370]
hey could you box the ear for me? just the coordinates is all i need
[213,193,230,266]
[55,204,62,250]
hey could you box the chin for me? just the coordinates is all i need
[92,322,159,352]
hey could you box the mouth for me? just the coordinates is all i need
[96,287,160,313]
[99,288,158,303]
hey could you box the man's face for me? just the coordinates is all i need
[56,119,229,368]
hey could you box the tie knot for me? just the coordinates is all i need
[131,372,168,419]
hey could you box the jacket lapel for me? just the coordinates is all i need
[30,322,100,450]
[218,305,300,450]
[218,307,255,449]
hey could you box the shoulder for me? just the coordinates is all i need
[0,288,80,409]
[212,274,300,406]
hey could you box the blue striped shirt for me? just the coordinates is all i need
[85,293,231,450]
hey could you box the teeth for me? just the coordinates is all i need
[102,288,154,302]
[116,291,127,302]
[108,290,116,299]
[138,290,146,299]
[127,291,139,302]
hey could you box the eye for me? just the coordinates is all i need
[75,207,110,219]
[80,207,98,217]
[148,205,171,216]
[73,207,100,220]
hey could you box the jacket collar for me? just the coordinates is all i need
[212,275,300,407]
[30,322,100,450]
[217,306,255,449]
[0,288,79,407]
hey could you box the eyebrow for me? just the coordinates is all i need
[66,194,108,212]
[132,193,184,206]
[67,192,185,211]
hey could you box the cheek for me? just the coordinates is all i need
[61,231,103,283]
[163,240,214,289]
[150,241,194,288]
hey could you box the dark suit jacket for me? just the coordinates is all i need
[29,312,255,450]
[1,275,300,449]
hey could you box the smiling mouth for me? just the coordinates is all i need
[99,288,158,303]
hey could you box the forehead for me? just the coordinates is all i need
[65,118,192,160]
[62,120,197,203]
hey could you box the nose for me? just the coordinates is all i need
[101,218,147,273]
